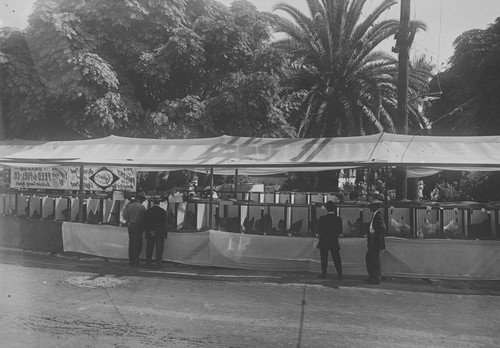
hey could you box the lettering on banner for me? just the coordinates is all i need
[11,166,136,192]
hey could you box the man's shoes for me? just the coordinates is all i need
[155,261,162,269]
[364,277,380,285]
[317,273,327,279]
[337,274,343,280]
[145,262,153,269]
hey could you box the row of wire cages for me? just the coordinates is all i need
[1,192,498,239]
[387,205,497,240]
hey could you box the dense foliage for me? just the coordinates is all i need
[0,0,295,139]
[427,18,500,135]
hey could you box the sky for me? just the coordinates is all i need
[1,0,500,70]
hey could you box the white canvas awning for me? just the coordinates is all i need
[2,133,500,175]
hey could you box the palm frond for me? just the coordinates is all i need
[350,0,397,44]
[273,2,317,39]
[341,0,366,48]
[347,19,399,72]
[360,103,384,133]
[306,0,326,19]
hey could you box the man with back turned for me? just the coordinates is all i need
[122,194,146,267]
[316,200,343,280]
[144,196,167,268]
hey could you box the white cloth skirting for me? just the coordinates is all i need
[62,222,500,279]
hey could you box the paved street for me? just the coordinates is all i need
[1,248,499,348]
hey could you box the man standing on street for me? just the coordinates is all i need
[122,194,146,267]
[365,199,386,284]
[316,200,343,280]
[144,196,167,268]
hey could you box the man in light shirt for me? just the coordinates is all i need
[122,194,146,267]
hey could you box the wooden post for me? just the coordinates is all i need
[209,167,214,229]
[79,165,84,223]
[234,169,238,200]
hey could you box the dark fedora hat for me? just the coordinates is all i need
[325,200,337,211]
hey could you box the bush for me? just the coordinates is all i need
[460,172,500,203]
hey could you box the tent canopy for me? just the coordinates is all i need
[1,133,500,175]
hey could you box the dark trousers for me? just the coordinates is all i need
[128,224,143,266]
[365,248,381,281]
[319,248,342,276]
[146,230,165,264]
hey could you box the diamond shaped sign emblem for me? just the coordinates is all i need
[89,167,120,190]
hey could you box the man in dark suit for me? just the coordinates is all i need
[316,201,343,280]
[365,199,386,284]
[144,196,167,268]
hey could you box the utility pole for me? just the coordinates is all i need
[393,0,412,199]
[396,0,411,136]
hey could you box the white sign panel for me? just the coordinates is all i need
[11,166,136,192]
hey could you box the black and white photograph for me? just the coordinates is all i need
[1,0,499,347]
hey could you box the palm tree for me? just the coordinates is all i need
[272,0,430,137]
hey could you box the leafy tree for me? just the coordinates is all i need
[460,172,500,203]
[0,27,59,139]
[136,27,206,108]
[271,0,430,137]
[146,95,211,139]
[205,71,295,137]
[0,0,298,140]
[427,18,500,135]
[21,0,192,138]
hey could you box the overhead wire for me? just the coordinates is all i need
[412,87,495,135]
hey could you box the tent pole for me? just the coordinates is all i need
[234,169,238,200]
[79,165,84,223]
[209,167,214,229]
[383,166,389,204]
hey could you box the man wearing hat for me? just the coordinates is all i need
[316,200,343,280]
[122,194,147,267]
[366,199,386,284]
[144,195,167,268]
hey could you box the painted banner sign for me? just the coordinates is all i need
[10,166,136,192]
